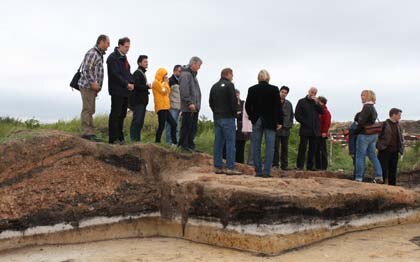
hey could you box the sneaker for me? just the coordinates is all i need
[373,177,384,184]
[111,140,125,145]
[82,134,101,142]
[281,167,291,171]
[179,146,194,153]
[214,167,225,174]
[225,169,242,176]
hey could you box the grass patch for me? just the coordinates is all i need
[0,115,418,174]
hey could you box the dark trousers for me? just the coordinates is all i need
[178,112,199,149]
[130,103,147,142]
[235,140,246,164]
[378,150,399,185]
[156,110,177,144]
[296,136,317,169]
[315,137,328,170]
[109,96,128,144]
[273,135,289,169]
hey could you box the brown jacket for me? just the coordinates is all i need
[376,119,404,154]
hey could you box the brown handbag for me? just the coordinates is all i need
[364,122,383,135]
[363,106,383,135]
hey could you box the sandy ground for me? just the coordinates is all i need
[1,223,420,262]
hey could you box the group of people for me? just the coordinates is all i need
[78,35,202,152]
[210,69,332,177]
[347,90,404,185]
[77,35,404,185]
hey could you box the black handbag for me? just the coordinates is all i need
[70,63,83,91]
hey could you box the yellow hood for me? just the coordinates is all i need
[154,68,168,83]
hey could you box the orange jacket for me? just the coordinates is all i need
[152,68,171,112]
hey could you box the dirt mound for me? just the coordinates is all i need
[0,131,419,255]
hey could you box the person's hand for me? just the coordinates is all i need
[322,132,328,138]
[276,124,283,130]
[188,104,196,112]
[127,83,134,91]
[91,82,100,92]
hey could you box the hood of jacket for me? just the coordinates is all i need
[154,68,168,83]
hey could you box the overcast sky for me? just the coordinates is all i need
[1,0,419,122]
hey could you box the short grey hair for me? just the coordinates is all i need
[189,56,203,66]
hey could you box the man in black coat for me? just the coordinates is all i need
[295,87,324,170]
[245,70,283,177]
[129,55,150,142]
[107,37,134,144]
[209,68,241,175]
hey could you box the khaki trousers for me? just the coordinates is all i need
[80,88,97,136]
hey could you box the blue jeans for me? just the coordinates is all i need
[355,134,382,181]
[130,104,147,142]
[214,118,236,169]
[165,109,180,145]
[252,118,276,176]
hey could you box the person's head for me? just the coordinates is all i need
[389,108,402,122]
[308,87,318,98]
[318,96,327,106]
[221,68,233,81]
[96,34,110,52]
[280,86,289,100]
[155,68,168,82]
[189,56,202,72]
[257,69,270,83]
[137,55,148,69]
[118,37,131,55]
[235,89,241,100]
[173,64,182,77]
[361,90,376,104]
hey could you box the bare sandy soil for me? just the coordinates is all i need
[1,223,419,262]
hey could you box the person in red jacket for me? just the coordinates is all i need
[315,96,332,170]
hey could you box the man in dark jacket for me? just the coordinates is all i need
[295,87,324,170]
[245,69,283,177]
[377,108,404,185]
[178,56,202,152]
[129,55,150,142]
[107,37,134,144]
[209,68,241,175]
[273,86,294,170]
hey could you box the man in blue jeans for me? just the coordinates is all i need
[129,55,150,142]
[165,65,182,144]
[245,70,283,177]
[209,68,241,175]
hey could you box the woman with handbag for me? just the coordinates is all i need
[354,90,383,183]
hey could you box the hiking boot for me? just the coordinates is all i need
[225,169,242,176]
[214,167,225,174]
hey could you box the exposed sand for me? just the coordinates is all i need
[1,223,419,262]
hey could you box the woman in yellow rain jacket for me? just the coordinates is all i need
[152,68,177,144]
